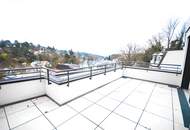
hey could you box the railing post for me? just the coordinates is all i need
[89,67,92,80]
[121,62,123,70]
[47,69,50,85]
[114,63,116,72]
[176,66,178,76]
[104,65,106,75]
[40,67,42,82]
[67,71,70,87]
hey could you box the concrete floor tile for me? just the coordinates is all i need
[99,113,136,130]
[68,97,93,112]
[34,100,59,114]
[5,101,34,115]
[81,104,110,124]
[114,103,142,123]
[136,125,149,130]
[96,97,120,111]
[57,114,97,130]
[139,112,173,130]
[145,102,173,121]
[7,106,41,129]
[12,116,54,130]
[45,105,77,127]
[83,92,104,102]
[0,117,9,130]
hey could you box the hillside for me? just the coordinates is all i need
[0,40,103,68]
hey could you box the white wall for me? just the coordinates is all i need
[123,68,182,86]
[0,80,46,106]
[0,67,184,106]
[0,70,122,106]
[45,70,122,104]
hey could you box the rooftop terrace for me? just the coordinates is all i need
[1,28,190,130]
[0,78,189,130]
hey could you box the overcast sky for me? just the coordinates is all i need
[0,0,190,56]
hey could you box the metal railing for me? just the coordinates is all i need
[46,63,122,86]
[158,64,181,72]
[0,63,122,85]
[0,67,43,84]
[123,61,182,74]
[0,61,182,85]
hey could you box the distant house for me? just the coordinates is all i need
[33,48,45,55]
[31,61,50,67]
[150,50,184,71]
[150,52,164,67]
[56,64,80,70]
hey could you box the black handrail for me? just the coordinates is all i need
[89,67,92,80]
[47,69,50,85]
[0,67,41,72]
[67,71,69,87]
[0,62,182,86]
[160,64,181,66]
[124,66,182,74]
[114,63,116,72]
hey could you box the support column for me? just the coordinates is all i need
[181,36,190,89]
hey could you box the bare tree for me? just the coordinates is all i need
[143,34,164,62]
[121,43,132,62]
[168,22,187,50]
[164,19,179,49]
[121,43,141,64]
[176,23,187,49]
[149,34,164,50]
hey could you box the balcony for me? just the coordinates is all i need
[1,27,190,129]
[0,61,189,130]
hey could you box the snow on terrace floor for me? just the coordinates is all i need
[0,78,188,130]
